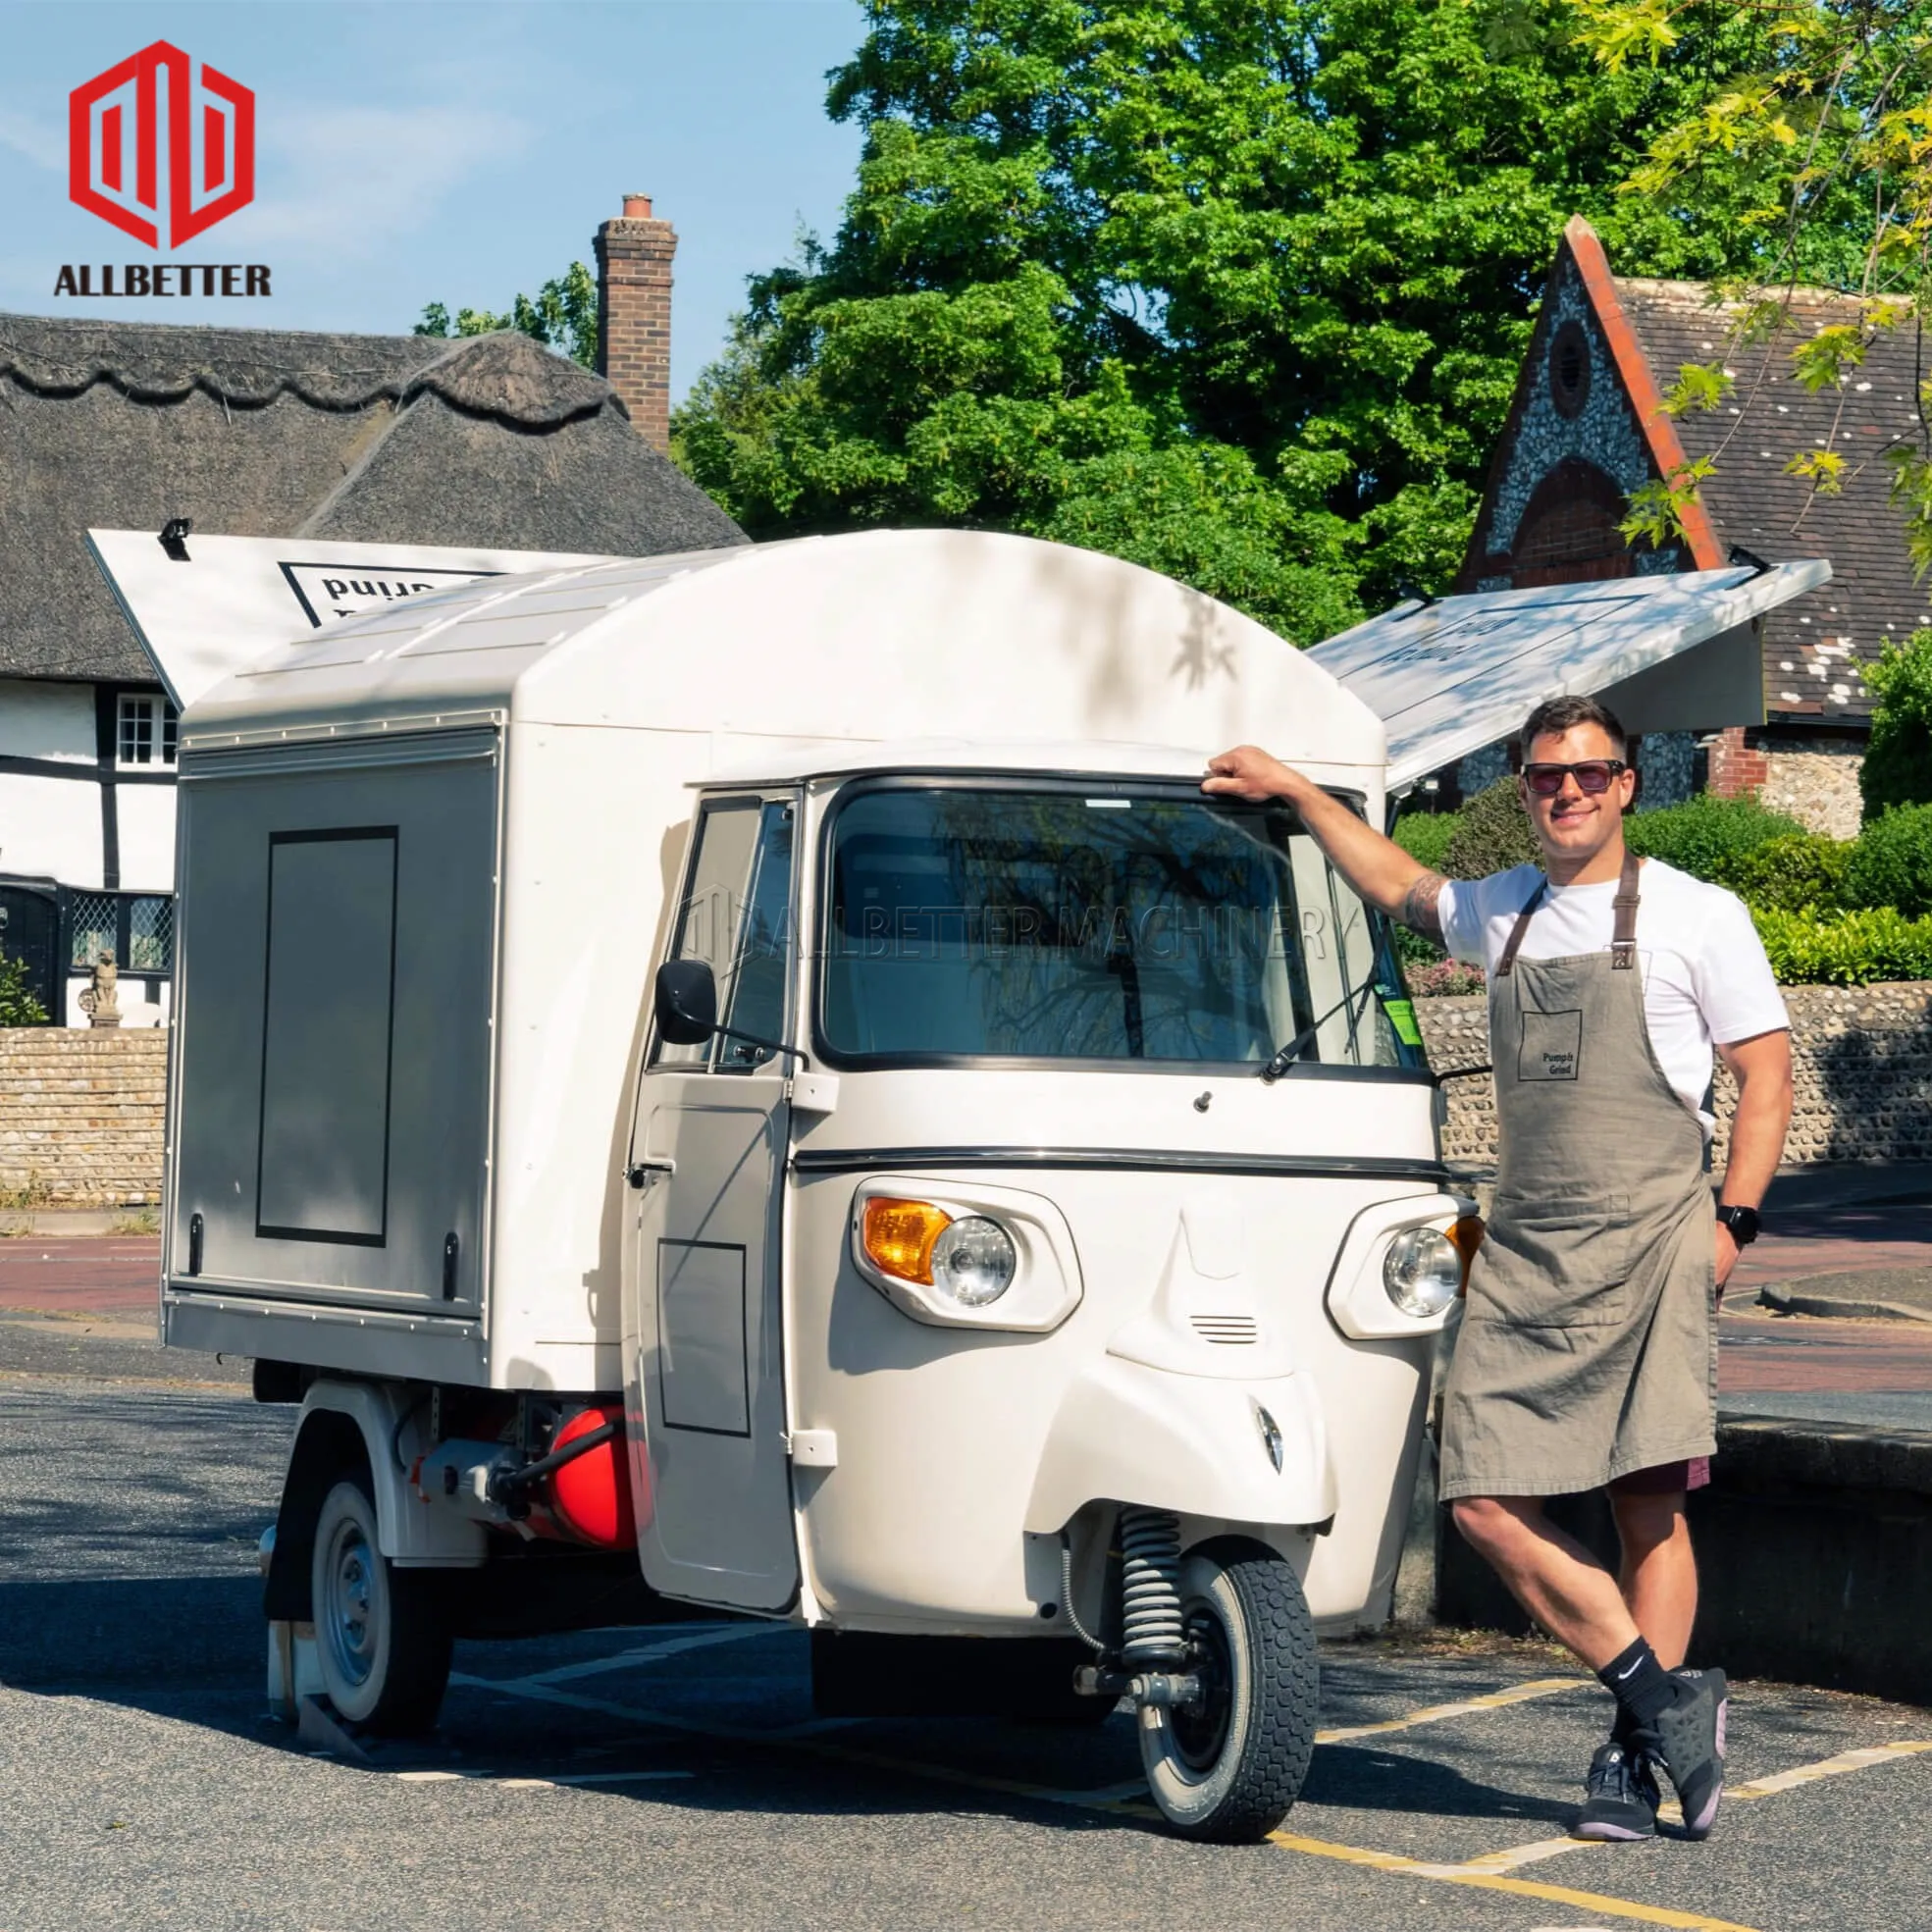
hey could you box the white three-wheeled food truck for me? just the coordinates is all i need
[91,526,1822,1841]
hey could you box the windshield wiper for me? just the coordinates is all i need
[1258,976,1380,1083]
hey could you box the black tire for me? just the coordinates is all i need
[1138,1540,1319,1843]
[310,1477,452,1736]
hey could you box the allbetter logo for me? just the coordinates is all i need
[70,40,255,248]
[58,40,271,299]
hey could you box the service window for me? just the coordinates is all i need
[655,796,797,1072]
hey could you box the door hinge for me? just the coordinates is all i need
[626,1159,676,1188]
[786,1429,838,1468]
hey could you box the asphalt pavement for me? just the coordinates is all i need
[5,1317,1932,1929]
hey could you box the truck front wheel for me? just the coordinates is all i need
[1138,1540,1318,1843]
[311,1478,453,1735]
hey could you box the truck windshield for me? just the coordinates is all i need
[819,784,1418,1070]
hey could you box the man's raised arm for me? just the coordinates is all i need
[1203,744,1446,935]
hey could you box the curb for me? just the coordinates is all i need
[1758,1282,1932,1326]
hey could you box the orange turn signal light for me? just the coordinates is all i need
[1446,1215,1486,1295]
[862,1197,953,1284]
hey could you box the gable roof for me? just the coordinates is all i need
[0,313,745,684]
[1458,218,1923,728]
[1615,277,1929,723]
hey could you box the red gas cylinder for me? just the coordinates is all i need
[546,1403,637,1548]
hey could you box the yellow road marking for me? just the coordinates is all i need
[1316,1675,1586,1745]
[1268,1830,1761,1931]
[453,1662,1931,1932]
[1727,1737,1932,1801]
[1461,1737,1932,1865]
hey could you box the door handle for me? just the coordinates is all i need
[626,1159,676,1188]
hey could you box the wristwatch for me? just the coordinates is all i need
[1715,1204,1760,1246]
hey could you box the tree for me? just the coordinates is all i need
[1573,0,1932,563]
[676,0,1769,639]
[415,261,599,369]
[1860,629,1932,816]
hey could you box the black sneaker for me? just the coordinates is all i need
[1643,1667,1729,1840]
[1575,1739,1660,1841]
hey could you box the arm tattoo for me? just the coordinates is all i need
[1400,870,1446,936]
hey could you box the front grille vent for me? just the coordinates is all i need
[1190,1315,1260,1345]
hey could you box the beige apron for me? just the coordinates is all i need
[1437,853,1717,1502]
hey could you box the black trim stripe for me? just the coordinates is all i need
[92,687,120,890]
[0,752,172,784]
[789,1146,1451,1184]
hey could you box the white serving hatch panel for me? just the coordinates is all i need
[86,529,615,710]
[1307,561,1830,794]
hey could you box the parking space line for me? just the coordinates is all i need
[1725,1737,1932,1801]
[1268,1831,1761,1932]
[1457,1736,1932,1871]
[392,1766,695,1790]
[1315,1676,1587,1745]
[497,1624,775,1689]
[453,1667,1919,1932]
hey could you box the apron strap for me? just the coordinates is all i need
[1493,877,1548,977]
[1611,849,1641,971]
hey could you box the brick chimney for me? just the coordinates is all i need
[595,192,676,452]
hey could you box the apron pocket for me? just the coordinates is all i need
[1472,1194,1634,1330]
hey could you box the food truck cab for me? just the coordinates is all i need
[91,526,1823,1841]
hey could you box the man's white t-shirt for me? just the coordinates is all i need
[1436,859,1788,1135]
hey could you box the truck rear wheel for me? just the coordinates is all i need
[311,1478,452,1736]
[1138,1540,1318,1843]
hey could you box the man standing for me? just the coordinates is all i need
[1205,697,1792,1842]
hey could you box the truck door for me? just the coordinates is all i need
[625,794,800,1612]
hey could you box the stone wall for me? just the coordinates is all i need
[0,1028,166,1206]
[1418,981,1932,1171]
[1761,738,1865,841]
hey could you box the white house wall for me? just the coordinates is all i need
[0,770,104,887]
[0,678,95,763]
[114,784,177,892]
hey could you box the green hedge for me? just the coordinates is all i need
[1390,782,1932,986]
[1752,906,1932,985]
[1844,803,1932,919]
[1622,793,1805,885]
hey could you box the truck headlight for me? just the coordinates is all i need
[861,1199,1016,1307]
[1383,1227,1461,1320]
[930,1217,1017,1306]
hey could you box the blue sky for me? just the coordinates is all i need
[0,0,866,401]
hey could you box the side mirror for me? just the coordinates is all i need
[654,959,718,1046]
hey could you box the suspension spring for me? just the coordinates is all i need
[1118,1506,1185,1665]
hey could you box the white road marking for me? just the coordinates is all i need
[392,1766,694,1790]
[495,1623,776,1688]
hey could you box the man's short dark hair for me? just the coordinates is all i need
[1518,695,1628,763]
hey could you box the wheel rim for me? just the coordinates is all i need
[320,1514,378,1691]
[1169,1599,1233,1771]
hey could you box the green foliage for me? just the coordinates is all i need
[1844,805,1932,921]
[1727,832,1850,914]
[1572,0,1932,561]
[1860,631,1932,818]
[416,262,598,369]
[1443,777,1540,878]
[676,0,1776,635]
[0,953,47,1027]
[1752,906,1932,986]
[1622,791,1802,887]
[1392,809,1464,873]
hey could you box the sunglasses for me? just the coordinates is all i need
[1522,758,1629,797]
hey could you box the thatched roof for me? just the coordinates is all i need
[0,313,745,683]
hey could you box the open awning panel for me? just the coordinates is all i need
[88,529,612,711]
[1307,561,1830,793]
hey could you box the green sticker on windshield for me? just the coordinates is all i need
[1383,997,1424,1047]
